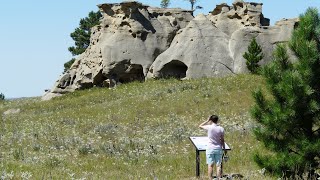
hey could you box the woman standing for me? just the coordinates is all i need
[199,115,225,180]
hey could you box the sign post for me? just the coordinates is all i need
[196,149,200,177]
[189,136,231,178]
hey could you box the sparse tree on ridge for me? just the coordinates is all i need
[243,37,264,74]
[251,8,320,178]
[160,0,202,14]
[64,11,102,72]
[161,0,170,8]
[189,0,203,13]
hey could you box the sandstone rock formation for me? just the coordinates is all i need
[209,0,270,36]
[43,0,299,100]
[147,1,297,78]
[229,18,298,73]
[147,14,234,79]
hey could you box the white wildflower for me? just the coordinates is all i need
[21,171,32,180]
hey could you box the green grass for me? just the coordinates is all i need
[0,74,275,179]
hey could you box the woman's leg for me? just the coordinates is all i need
[216,164,222,178]
[208,164,214,180]
[213,149,223,178]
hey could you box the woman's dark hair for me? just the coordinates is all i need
[209,115,219,123]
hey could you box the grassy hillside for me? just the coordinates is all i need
[0,74,274,179]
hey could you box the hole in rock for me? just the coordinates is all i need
[159,60,188,79]
[118,64,145,83]
[107,60,145,84]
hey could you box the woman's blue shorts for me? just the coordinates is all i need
[206,148,223,166]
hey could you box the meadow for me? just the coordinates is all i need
[0,74,275,179]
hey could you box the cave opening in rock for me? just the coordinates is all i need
[92,62,145,88]
[93,69,104,87]
[118,64,145,83]
[159,60,188,79]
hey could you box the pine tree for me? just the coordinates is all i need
[251,8,320,178]
[243,38,264,74]
[64,58,76,72]
[64,11,102,72]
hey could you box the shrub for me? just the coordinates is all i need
[13,148,24,161]
[0,93,5,101]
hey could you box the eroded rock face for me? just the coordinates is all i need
[208,0,270,36]
[147,14,234,79]
[147,1,298,79]
[230,18,298,73]
[44,1,299,100]
[49,1,193,95]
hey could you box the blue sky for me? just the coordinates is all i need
[1,0,320,98]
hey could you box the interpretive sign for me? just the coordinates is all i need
[189,136,231,151]
[189,136,231,177]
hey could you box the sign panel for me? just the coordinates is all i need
[189,136,231,151]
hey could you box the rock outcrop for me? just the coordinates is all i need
[43,0,299,100]
[147,1,297,79]
[229,18,298,73]
[147,14,234,79]
[209,0,270,36]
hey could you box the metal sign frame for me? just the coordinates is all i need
[189,136,231,177]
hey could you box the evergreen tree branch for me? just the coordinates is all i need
[312,128,320,134]
[288,148,301,156]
